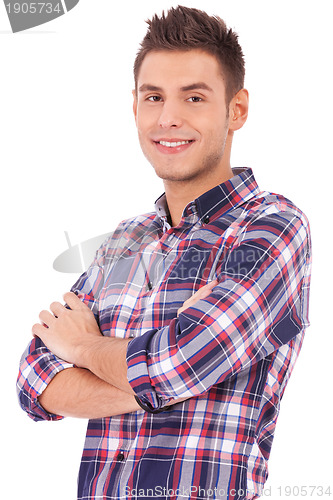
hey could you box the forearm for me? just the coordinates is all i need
[32,292,187,408]
[79,337,134,394]
[76,339,189,410]
[38,367,140,419]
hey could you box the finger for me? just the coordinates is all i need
[188,279,218,302]
[177,294,199,315]
[197,279,218,298]
[39,310,56,327]
[179,295,196,311]
[50,301,65,317]
[200,279,218,292]
[177,280,218,316]
[63,291,84,310]
[32,322,47,338]
[182,281,217,307]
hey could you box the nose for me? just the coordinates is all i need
[158,100,183,129]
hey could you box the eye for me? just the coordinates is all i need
[187,96,203,103]
[147,95,163,102]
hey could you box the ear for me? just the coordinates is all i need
[132,89,138,125]
[228,89,249,132]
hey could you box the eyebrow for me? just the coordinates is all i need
[138,82,213,93]
[180,82,213,92]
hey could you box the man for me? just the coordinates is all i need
[17,6,311,500]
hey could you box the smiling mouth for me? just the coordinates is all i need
[155,140,194,148]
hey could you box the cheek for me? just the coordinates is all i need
[136,105,160,127]
[200,123,229,154]
[198,118,226,142]
[192,110,226,132]
[136,122,150,147]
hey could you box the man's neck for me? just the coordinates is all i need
[164,166,234,227]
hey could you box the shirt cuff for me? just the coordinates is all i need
[17,345,74,422]
[134,395,172,414]
[126,327,173,411]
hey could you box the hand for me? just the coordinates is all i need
[32,292,102,366]
[177,279,218,316]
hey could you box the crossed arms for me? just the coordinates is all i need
[33,283,216,419]
[18,210,310,422]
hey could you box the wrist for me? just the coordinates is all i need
[75,336,133,395]
[74,336,105,370]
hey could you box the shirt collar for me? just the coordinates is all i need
[154,167,260,228]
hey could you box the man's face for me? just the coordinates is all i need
[133,49,232,185]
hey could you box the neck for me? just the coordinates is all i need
[164,164,234,227]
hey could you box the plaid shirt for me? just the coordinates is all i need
[17,168,311,500]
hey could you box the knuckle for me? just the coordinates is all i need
[61,307,70,317]
[63,292,73,304]
[32,323,41,334]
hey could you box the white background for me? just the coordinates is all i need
[0,0,331,498]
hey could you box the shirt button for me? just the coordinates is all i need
[203,215,210,224]
[116,452,125,462]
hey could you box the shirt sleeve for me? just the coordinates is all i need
[16,240,107,422]
[16,337,74,421]
[126,211,312,411]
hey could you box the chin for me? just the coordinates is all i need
[155,169,201,183]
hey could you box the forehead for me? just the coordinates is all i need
[137,49,226,91]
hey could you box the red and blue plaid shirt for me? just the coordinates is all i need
[17,168,311,499]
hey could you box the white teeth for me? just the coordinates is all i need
[159,140,191,147]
